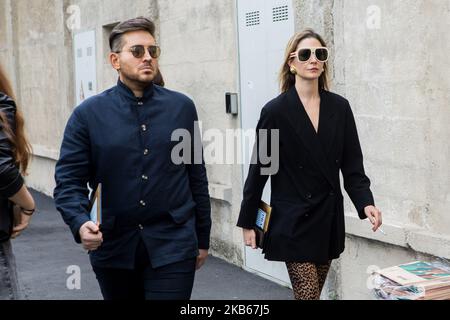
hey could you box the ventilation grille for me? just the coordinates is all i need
[273,5,289,22]
[246,11,260,27]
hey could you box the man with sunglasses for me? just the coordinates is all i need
[54,17,211,300]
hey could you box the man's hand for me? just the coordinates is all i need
[196,249,208,270]
[243,228,257,249]
[79,221,103,251]
[364,205,383,232]
[11,205,32,239]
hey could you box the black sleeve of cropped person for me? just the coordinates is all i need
[0,96,24,198]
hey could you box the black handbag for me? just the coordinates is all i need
[0,199,14,243]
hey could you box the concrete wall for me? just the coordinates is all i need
[0,0,16,88]
[294,0,450,299]
[157,0,243,265]
[2,0,449,300]
[2,0,71,193]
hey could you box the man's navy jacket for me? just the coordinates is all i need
[54,80,211,269]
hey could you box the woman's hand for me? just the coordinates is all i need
[364,205,382,232]
[8,185,36,239]
[11,205,32,239]
[243,228,257,249]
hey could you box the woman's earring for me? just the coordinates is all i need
[290,66,297,75]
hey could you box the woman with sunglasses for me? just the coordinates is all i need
[237,29,382,300]
[0,63,35,299]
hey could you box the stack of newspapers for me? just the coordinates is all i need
[373,261,450,300]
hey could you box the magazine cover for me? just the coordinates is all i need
[378,261,450,286]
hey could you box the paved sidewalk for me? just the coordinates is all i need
[11,190,293,300]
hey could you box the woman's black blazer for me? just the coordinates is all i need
[237,86,374,263]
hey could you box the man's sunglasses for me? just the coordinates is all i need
[115,45,161,59]
[289,47,329,63]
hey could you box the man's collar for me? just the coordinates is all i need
[117,79,154,101]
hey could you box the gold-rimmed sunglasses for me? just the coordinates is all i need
[115,45,161,59]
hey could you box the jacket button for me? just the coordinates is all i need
[138,224,144,230]
[335,159,339,165]
[140,200,146,207]
[298,164,304,169]
[142,175,148,180]
[329,191,335,196]
[305,214,309,218]
[143,149,149,155]
[306,193,312,199]
[141,125,147,131]
[138,101,144,106]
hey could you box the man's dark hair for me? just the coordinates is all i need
[153,70,165,87]
[109,16,156,52]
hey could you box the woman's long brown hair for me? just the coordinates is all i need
[0,64,32,175]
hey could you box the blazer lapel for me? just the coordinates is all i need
[283,87,337,189]
[317,90,337,156]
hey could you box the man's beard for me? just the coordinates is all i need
[121,68,155,87]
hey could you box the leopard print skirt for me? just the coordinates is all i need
[286,260,332,300]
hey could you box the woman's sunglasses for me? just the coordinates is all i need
[116,45,161,59]
[290,47,329,63]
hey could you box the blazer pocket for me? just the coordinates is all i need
[271,199,310,218]
[168,200,196,224]
[159,162,187,192]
